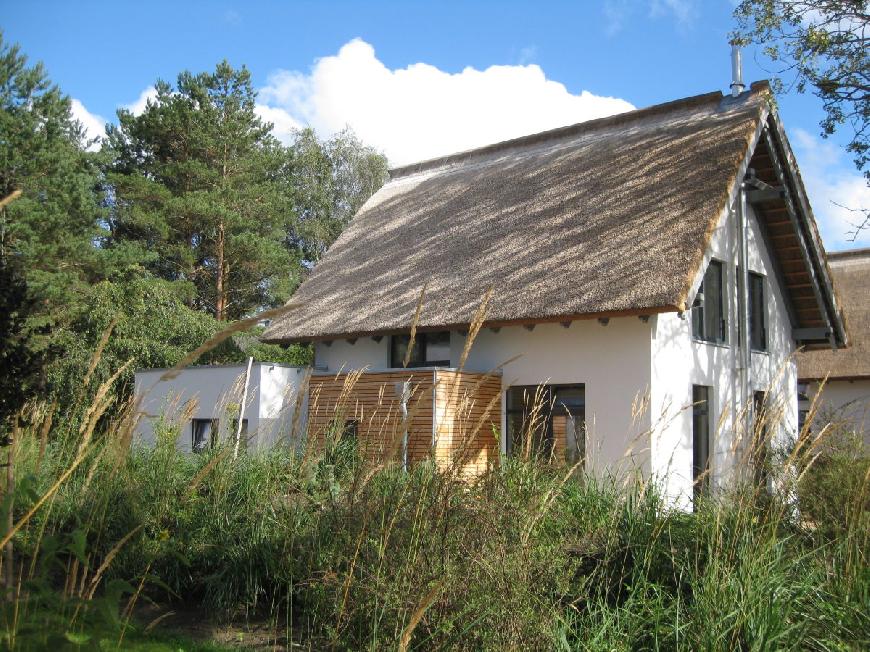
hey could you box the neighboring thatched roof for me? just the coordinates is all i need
[798,249,870,381]
[263,82,836,343]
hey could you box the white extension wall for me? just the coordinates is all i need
[134,363,308,451]
[651,202,798,508]
[805,379,870,446]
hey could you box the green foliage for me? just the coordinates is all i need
[0,33,110,414]
[7,413,868,650]
[733,2,869,182]
[47,269,223,408]
[1,37,381,419]
[288,127,389,262]
[797,425,869,539]
[105,61,297,321]
[0,251,37,423]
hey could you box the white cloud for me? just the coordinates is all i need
[792,128,870,248]
[124,86,158,116]
[649,0,697,26]
[604,0,697,35]
[70,99,106,150]
[258,39,635,166]
[254,104,302,144]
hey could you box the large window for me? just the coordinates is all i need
[692,260,727,344]
[748,273,767,351]
[390,331,451,367]
[692,385,711,507]
[506,384,585,465]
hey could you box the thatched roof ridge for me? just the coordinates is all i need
[264,82,778,342]
[798,249,870,381]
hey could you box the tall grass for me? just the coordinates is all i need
[0,403,867,650]
[0,314,866,649]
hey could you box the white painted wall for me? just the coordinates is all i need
[651,202,798,508]
[316,319,654,479]
[134,363,307,452]
[805,379,870,446]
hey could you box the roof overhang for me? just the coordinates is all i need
[744,112,848,349]
[262,304,679,344]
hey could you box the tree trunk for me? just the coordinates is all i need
[215,222,226,321]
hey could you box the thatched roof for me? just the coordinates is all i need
[798,249,870,381]
[263,81,839,343]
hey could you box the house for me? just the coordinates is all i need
[260,79,845,507]
[797,248,869,444]
[134,362,308,453]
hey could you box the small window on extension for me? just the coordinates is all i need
[191,418,217,453]
[692,260,727,344]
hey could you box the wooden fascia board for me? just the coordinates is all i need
[764,115,847,347]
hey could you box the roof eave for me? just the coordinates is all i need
[765,111,849,349]
[263,304,681,344]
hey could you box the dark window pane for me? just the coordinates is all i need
[703,262,724,343]
[343,419,358,439]
[692,385,710,507]
[553,386,585,411]
[192,418,217,453]
[692,278,705,339]
[749,274,766,351]
[391,334,422,367]
[506,384,585,465]
[693,261,726,343]
[753,391,770,488]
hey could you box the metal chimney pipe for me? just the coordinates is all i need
[730,45,745,97]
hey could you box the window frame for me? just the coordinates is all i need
[390,331,451,368]
[505,383,586,465]
[692,385,711,508]
[748,272,767,352]
[691,260,728,345]
[191,418,218,453]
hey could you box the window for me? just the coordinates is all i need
[738,270,768,352]
[748,273,767,351]
[692,261,727,344]
[506,384,585,465]
[692,385,711,507]
[390,331,451,367]
[752,391,770,489]
[191,418,218,453]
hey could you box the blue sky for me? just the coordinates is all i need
[3,0,867,249]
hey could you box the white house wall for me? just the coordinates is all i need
[315,319,654,479]
[256,364,310,448]
[651,201,798,508]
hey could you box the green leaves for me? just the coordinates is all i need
[105,60,295,321]
[0,33,108,417]
[732,1,869,182]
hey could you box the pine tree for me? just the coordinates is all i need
[105,61,297,320]
[0,34,108,410]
